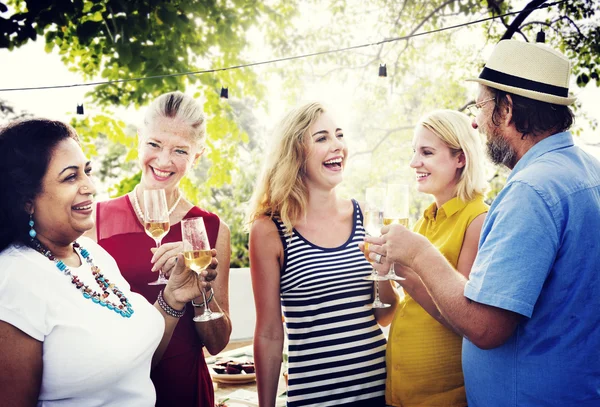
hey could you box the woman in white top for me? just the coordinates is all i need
[0,118,215,406]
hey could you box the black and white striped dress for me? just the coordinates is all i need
[274,199,387,407]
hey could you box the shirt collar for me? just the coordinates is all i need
[423,196,470,221]
[508,131,574,182]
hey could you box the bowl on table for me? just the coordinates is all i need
[210,360,256,384]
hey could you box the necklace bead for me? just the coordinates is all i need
[32,239,134,318]
[131,185,182,222]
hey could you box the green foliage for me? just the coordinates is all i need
[110,170,141,198]
[0,98,31,121]
[69,113,138,194]
[0,0,296,267]
[1,0,294,192]
[260,0,600,231]
[2,0,598,268]
[2,0,294,107]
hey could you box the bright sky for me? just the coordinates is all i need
[0,40,143,123]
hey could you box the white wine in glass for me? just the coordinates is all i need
[363,187,390,309]
[182,217,223,322]
[363,209,385,272]
[144,189,170,285]
[383,218,409,227]
[383,183,410,281]
[184,250,213,273]
[145,221,170,241]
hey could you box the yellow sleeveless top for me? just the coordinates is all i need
[386,195,488,407]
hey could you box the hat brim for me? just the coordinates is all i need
[466,77,576,106]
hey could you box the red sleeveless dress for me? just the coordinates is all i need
[96,195,220,407]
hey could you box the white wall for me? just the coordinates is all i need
[229,268,256,341]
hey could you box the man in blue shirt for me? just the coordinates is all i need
[367,39,600,406]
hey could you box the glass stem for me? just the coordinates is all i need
[199,277,211,315]
[155,239,165,280]
[196,276,206,309]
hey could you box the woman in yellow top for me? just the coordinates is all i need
[384,109,488,406]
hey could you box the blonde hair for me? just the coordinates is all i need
[247,102,326,233]
[417,109,487,202]
[140,91,206,145]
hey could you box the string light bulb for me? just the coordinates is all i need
[220,87,229,99]
[76,104,84,115]
[536,29,545,43]
[378,64,387,77]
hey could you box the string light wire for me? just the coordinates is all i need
[0,0,567,93]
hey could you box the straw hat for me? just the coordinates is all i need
[467,40,576,105]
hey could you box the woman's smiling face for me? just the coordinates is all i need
[304,112,348,190]
[31,137,97,246]
[410,126,464,204]
[138,117,202,190]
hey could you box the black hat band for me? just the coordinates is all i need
[479,67,569,97]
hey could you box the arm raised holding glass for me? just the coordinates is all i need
[153,247,219,365]
[366,224,519,349]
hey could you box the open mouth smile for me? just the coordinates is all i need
[323,157,343,170]
[152,167,174,179]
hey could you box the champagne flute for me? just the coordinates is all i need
[182,217,223,322]
[144,189,170,285]
[363,187,390,309]
[383,183,409,281]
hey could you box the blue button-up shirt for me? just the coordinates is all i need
[463,132,600,406]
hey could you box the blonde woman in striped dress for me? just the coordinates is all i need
[247,102,398,407]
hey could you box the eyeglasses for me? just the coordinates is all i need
[465,97,495,117]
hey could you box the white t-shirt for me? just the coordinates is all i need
[0,237,165,407]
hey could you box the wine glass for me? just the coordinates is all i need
[363,187,390,308]
[383,183,409,281]
[181,217,223,322]
[144,189,170,285]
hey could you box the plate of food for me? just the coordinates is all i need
[210,360,256,384]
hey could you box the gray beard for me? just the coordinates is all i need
[486,130,517,169]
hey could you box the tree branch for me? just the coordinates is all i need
[555,15,586,40]
[352,125,413,157]
[486,0,511,32]
[520,20,563,36]
[500,0,548,40]
[393,0,409,28]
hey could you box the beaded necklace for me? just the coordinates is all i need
[31,239,134,318]
[131,185,182,222]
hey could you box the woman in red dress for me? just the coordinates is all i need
[88,91,232,406]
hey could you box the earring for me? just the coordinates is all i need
[29,214,36,239]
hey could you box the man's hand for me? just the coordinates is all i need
[365,224,433,272]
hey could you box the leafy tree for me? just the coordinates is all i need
[0,0,298,267]
[266,0,599,214]
[0,0,296,189]
[0,0,294,106]
[1,0,598,267]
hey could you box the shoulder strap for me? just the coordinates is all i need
[271,216,291,251]
[351,198,364,228]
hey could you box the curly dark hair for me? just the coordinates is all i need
[0,119,79,252]
[488,88,574,139]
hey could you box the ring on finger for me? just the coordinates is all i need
[375,253,382,264]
